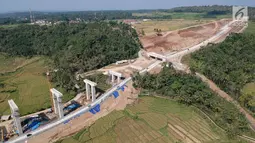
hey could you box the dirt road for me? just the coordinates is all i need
[195,73,255,129]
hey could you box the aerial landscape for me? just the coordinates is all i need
[0,0,255,143]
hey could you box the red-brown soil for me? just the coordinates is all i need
[140,19,231,55]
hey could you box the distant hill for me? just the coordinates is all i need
[0,5,254,25]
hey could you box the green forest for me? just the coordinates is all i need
[188,34,255,114]
[0,22,141,91]
[132,66,251,137]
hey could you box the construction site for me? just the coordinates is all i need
[0,18,251,143]
[140,19,245,54]
[0,66,132,142]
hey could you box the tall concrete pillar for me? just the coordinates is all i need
[91,86,96,102]
[111,75,114,83]
[109,71,123,84]
[13,112,23,135]
[84,79,97,102]
[53,96,58,114]
[8,100,23,135]
[50,88,64,119]
[117,76,120,83]
[86,83,90,100]
[57,97,64,118]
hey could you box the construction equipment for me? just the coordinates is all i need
[154,28,163,36]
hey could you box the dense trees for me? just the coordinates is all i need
[170,5,255,20]
[189,33,255,114]
[0,10,170,25]
[132,66,250,136]
[0,22,141,91]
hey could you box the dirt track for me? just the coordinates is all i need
[196,73,255,130]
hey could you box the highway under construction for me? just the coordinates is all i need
[0,19,251,143]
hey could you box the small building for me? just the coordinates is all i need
[1,115,11,122]
[35,20,48,25]
[143,19,151,22]
[116,60,128,65]
[147,52,167,62]
[69,20,80,24]
[123,19,139,25]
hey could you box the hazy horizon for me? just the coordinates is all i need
[0,0,255,13]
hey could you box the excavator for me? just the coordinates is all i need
[154,28,163,36]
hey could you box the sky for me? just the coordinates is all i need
[0,0,254,13]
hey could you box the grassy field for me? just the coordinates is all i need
[245,21,255,34]
[57,96,245,143]
[0,57,51,115]
[171,12,204,19]
[132,12,231,20]
[242,82,255,94]
[0,53,40,74]
[240,82,255,117]
[134,19,211,35]
[0,55,76,116]
[132,12,173,18]
[0,24,20,29]
[132,12,203,19]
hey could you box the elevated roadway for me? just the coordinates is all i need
[6,58,161,143]
[6,20,238,143]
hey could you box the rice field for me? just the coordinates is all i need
[57,96,245,143]
[0,54,77,116]
[0,57,51,115]
[0,57,57,114]
[0,53,39,74]
[245,21,255,34]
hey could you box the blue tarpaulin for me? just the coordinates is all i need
[23,118,41,132]
[113,91,119,98]
[120,86,125,91]
[117,85,126,91]
[31,123,40,131]
[89,109,96,114]
[63,120,70,124]
[94,104,101,112]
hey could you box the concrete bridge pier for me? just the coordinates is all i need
[50,88,64,119]
[109,71,122,84]
[8,99,23,135]
[84,79,97,102]
[85,82,90,100]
